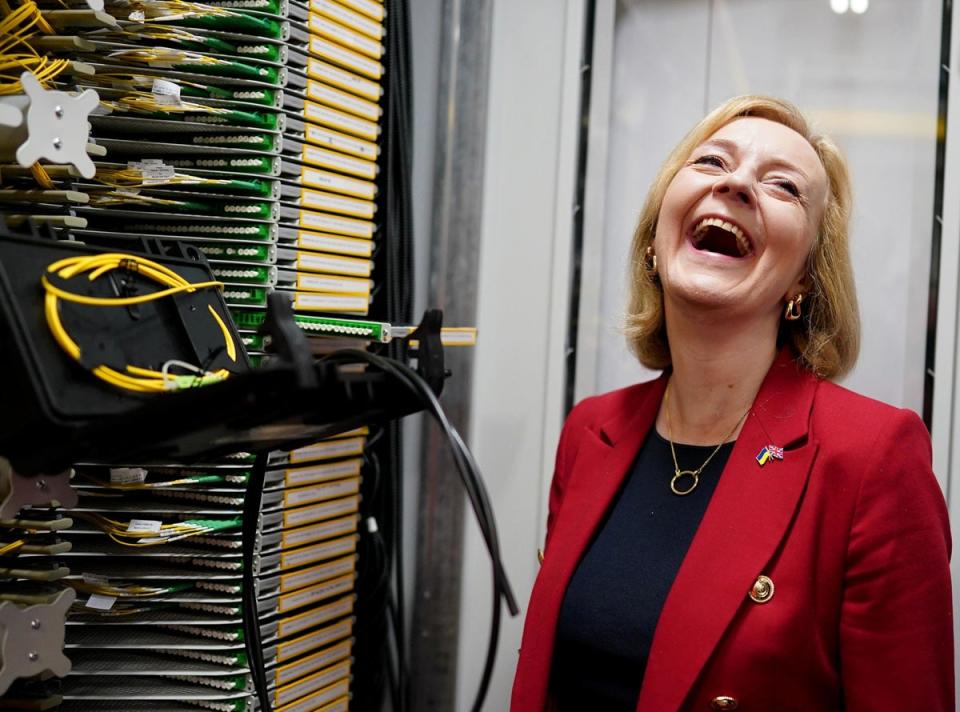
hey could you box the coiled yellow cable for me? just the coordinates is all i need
[41,252,237,393]
[0,1,67,94]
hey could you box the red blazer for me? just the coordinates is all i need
[512,350,953,711]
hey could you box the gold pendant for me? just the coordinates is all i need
[671,469,699,496]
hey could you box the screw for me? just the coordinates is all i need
[30,620,40,630]
[54,105,63,118]
[28,652,38,662]
[52,137,62,150]
[36,479,46,489]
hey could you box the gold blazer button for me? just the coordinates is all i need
[710,696,739,710]
[749,575,775,604]
[537,548,544,565]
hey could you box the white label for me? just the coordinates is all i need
[281,556,356,593]
[128,519,162,534]
[340,0,384,21]
[283,495,359,528]
[304,101,378,139]
[300,187,373,217]
[143,163,175,181]
[276,642,351,687]
[294,293,369,312]
[110,467,147,484]
[152,78,181,98]
[305,124,377,159]
[306,81,379,120]
[307,57,380,100]
[299,210,372,238]
[281,516,358,549]
[285,479,360,508]
[281,537,357,570]
[277,619,352,662]
[313,0,383,39]
[82,573,109,586]
[286,459,362,487]
[86,594,117,610]
[297,252,371,277]
[310,15,382,57]
[278,596,355,638]
[279,575,355,613]
[281,543,331,570]
[128,9,145,21]
[276,671,350,709]
[296,274,371,295]
[309,37,382,78]
[290,438,365,463]
[301,165,374,199]
[296,231,372,257]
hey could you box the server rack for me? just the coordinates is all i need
[0,0,451,709]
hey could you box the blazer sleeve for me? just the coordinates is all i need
[839,408,953,710]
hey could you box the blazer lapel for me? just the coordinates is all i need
[552,374,669,580]
[637,351,821,711]
[524,375,669,707]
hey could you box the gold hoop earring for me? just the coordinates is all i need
[645,245,657,274]
[784,293,804,321]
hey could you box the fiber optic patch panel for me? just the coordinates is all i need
[0,0,406,709]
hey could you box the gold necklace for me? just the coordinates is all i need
[663,384,750,496]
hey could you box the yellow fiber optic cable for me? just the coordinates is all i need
[99,91,233,116]
[42,252,237,393]
[126,0,234,22]
[105,47,222,68]
[86,191,193,207]
[0,1,69,93]
[95,166,232,190]
[72,511,218,547]
[68,580,177,597]
[0,540,26,555]
[30,162,55,188]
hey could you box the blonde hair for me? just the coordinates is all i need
[624,95,860,378]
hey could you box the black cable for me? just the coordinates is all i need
[354,426,394,712]
[320,348,519,712]
[388,417,408,709]
[241,452,272,712]
[325,350,516,614]
[383,589,402,712]
[376,357,517,712]
[363,449,383,505]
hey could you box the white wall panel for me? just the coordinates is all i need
[455,1,585,709]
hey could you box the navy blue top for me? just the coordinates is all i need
[550,429,734,710]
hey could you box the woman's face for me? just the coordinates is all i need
[654,117,829,323]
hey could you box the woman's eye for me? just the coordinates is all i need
[693,155,724,168]
[776,180,800,198]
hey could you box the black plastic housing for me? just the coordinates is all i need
[0,231,248,469]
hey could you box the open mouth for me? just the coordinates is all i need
[691,217,753,258]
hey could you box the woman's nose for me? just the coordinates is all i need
[713,171,754,206]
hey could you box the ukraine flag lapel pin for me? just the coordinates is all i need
[756,444,784,467]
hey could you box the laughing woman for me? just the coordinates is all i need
[511,96,953,711]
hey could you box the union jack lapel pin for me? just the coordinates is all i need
[756,445,784,467]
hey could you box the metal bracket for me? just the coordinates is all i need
[0,459,77,519]
[13,72,99,178]
[0,588,75,696]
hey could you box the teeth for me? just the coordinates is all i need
[692,217,752,256]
